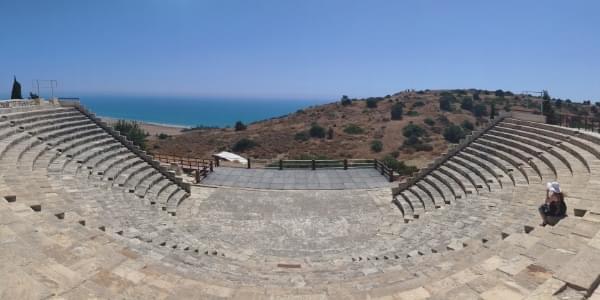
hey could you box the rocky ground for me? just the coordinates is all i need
[147,89,546,168]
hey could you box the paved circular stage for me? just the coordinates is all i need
[177,186,398,259]
[200,167,393,190]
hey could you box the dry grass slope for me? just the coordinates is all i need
[150,89,551,168]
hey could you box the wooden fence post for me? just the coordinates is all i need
[209,160,213,172]
[279,159,283,170]
[247,158,251,169]
[311,160,316,170]
[344,159,348,170]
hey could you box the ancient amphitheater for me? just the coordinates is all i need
[1,99,600,300]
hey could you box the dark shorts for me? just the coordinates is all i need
[539,203,563,217]
[539,203,549,215]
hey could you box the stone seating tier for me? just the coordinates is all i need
[1,104,599,299]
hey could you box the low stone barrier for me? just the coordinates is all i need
[511,110,545,123]
[0,99,49,111]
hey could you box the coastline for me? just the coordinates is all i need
[99,115,189,137]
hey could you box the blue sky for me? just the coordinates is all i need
[1,0,599,101]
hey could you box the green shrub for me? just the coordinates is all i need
[407,111,419,117]
[232,138,258,152]
[439,94,456,112]
[370,140,383,152]
[381,155,418,176]
[390,102,403,120]
[294,131,309,141]
[490,102,497,118]
[412,101,425,108]
[542,99,559,124]
[344,124,364,134]
[157,133,170,140]
[327,127,334,139]
[473,104,487,118]
[114,120,148,150]
[543,90,550,100]
[460,97,473,111]
[424,118,435,126]
[443,125,466,143]
[341,95,352,106]
[366,98,378,108]
[402,123,425,138]
[234,121,247,131]
[461,120,474,131]
[437,115,450,125]
[403,134,420,146]
[309,123,326,138]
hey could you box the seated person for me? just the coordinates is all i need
[539,182,567,226]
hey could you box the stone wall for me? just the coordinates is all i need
[511,110,546,123]
[0,99,48,110]
[393,112,511,195]
[58,100,191,193]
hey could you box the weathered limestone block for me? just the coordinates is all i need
[554,245,600,292]
[393,286,430,300]
[504,233,540,250]
[480,280,529,300]
[523,277,566,300]
[571,219,600,239]
[498,255,534,276]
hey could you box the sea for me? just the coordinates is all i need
[77,95,331,128]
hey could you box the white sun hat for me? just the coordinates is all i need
[546,182,561,193]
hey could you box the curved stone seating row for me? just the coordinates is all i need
[0,116,91,158]
[392,116,600,223]
[42,131,113,168]
[483,133,561,178]
[3,188,596,298]
[491,127,573,174]
[2,105,600,298]
[496,123,591,172]
[0,105,188,211]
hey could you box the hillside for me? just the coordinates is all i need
[148,89,553,168]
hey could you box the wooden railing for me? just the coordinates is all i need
[374,160,396,182]
[151,154,215,184]
[152,154,214,171]
[161,155,397,182]
[272,159,374,170]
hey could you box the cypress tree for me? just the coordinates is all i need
[490,102,496,119]
[11,76,22,99]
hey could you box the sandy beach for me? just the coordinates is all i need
[99,116,187,137]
